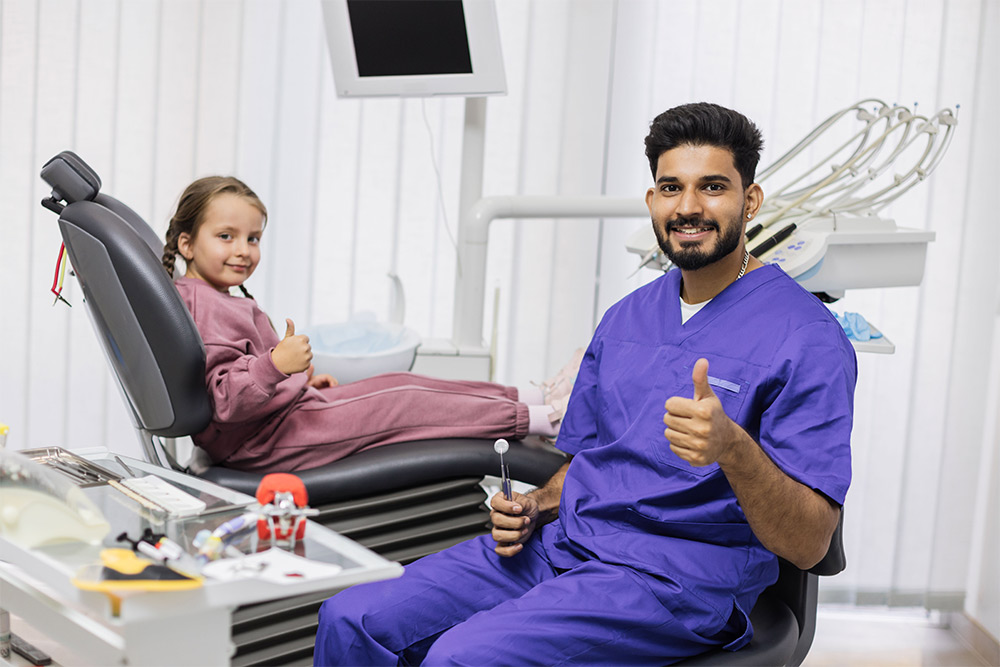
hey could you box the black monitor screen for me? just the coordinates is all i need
[347,0,474,77]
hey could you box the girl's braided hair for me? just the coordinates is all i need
[162,176,267,299]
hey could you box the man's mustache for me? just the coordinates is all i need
[666,217,720,232]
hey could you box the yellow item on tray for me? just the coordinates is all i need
[72,549,203,593]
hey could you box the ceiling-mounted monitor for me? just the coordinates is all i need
[321,0,507,98]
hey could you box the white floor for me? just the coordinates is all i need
[3,605,996,666]
[805,606,994,667]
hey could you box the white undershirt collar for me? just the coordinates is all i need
[680,296,712,324]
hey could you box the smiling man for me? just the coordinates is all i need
[314,102,857,666]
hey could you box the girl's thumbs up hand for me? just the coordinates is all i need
[271,318,313,375]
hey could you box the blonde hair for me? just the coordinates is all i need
[162,176,267,298]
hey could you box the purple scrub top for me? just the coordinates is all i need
[545,264,856,619]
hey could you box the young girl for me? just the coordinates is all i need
[162,176,579,473]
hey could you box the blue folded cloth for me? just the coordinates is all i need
[833,311,883,342]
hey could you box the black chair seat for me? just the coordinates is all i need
[197,437,566,505]
[679,592,798,666]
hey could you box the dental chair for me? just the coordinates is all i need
[40,150,843,667]
[39,150,566,665]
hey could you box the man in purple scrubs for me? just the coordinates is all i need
[315,102,855,665]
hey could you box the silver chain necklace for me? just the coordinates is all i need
[736,248,750,280]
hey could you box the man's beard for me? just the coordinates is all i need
[653,213,744,271]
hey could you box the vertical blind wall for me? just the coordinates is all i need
[0,0,996,619]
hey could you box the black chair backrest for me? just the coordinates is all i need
[808,509,846,576]
[40,151,212,440]
[781,509,846,666]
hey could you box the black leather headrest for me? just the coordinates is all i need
[40,151,102,204]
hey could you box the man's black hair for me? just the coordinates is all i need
[644,102,764,189]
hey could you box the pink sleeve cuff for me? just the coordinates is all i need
[247,347,290,392]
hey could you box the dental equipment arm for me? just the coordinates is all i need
[756,97,890,182]
[754,102,957,226]
[627,99,957,292]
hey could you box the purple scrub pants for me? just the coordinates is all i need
[314,527,739,666]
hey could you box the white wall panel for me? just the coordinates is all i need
[483,0,530,380]
[112,1,159,225]
[265,0,325,328]
[27,0,75,454]
[689,0,741,104]
[542,1,615,377]
[828,0,938,592]
[927,0,997,601]
[0,0,40,449]
[813,1,865,114]
[151,0,200,229]
[31,0,77,450]
[960,25,1000,623]
[395,99,451,335]
[349,97,403,324]
[828,0,943,602]
[648,2,697,113]
[429,99,466,340]
[310,85,359,326]
[500,0,570,385]
[195,0,242,176]
[731,0,782,144]
[234,0,283,300]
[896,0,982,605]
[593,0,657,326]
[768,1,823,164]
[65,0,121,453]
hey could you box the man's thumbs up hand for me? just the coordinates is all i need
[691,357,716,401]
[271,318,313,375]
[663,358,740,467]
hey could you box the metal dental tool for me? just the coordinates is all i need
[494,438,512,501]
[115,455,136,477]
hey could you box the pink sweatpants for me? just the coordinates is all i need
[247,372,529,471]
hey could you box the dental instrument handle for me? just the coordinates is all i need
[628,245,662,279]
[115,455,136,477]
[750,223,797,258]
[494,439,512,501]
